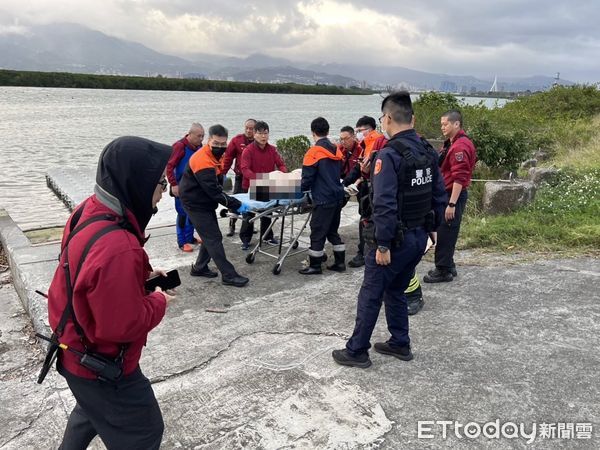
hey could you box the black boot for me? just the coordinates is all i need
[406,288,424,315]
[226,218,236,237]
[423,267,453,283]
[348,253,365,268]
[327,251,346,272]
[299,255,323,275]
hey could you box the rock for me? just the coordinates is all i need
[528,167,559,187]
[534,149,550,162]
[521,159,537,169]
[483,181,536,215]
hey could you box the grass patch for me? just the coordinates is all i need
[460,166,600,255]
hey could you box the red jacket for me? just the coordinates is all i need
[339,140,362,178]
[166,136,201,186]
[240,141,287,190]
[440,130,477,191]
[47,196,166,379]
[221,134,253,176]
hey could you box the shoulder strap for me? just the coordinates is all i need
[55,223,124,341]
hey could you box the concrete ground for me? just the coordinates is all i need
[1,202,599,449]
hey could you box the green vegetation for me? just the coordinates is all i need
[412,86,600,255]
[275,135,311,170]
[0,69,371,95]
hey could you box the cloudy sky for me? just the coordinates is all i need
[1,0,599,82]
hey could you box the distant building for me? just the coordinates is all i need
[440,81,457,92]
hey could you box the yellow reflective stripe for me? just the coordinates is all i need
[404,275,420,293]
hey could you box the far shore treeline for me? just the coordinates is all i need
[0,69,372,95]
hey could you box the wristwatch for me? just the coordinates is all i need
[377,246,389,253]
[448,202,456,207]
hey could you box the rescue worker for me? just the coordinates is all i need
[239,121,287,250]
[179,124,250,287]
[343,116,384,267]
[221,118,256,236]
[338,126,361,179]
[47,136,174,449]
[166,123,205,252]
[333,92,447,368]
[299,117,346,275]
[424,109,477,283]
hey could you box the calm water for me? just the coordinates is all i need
[0,87,505,230]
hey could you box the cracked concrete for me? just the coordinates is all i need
[1,197,600,448]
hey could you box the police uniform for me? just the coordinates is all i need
[342,129,447,360]
[300,137,346,274]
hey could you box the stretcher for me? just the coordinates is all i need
[231,193,312,275]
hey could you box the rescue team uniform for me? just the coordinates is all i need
[47,137,170,449]
[221,133,253,194]
[300,138,345,273]
[344,129,447,358]
[166,136,199,248]
[434,130,477,274]
[239,141,287,245]
[179,144,243,280]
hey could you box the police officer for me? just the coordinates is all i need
[299,117,346,274]
[333,91,447,368]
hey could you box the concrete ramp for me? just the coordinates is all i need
[46,167,176,229]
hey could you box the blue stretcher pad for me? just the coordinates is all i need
[232,193,305,211]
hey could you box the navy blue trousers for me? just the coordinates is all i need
[346,228,428,356]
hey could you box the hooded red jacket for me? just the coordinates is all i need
[47,196,166,379]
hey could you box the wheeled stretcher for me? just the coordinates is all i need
[231,193,312,275]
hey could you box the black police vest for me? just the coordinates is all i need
[386,137,436,228]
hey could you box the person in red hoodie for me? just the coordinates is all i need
[239,120,287,250]
[424,109,477,283]
[46,136,174,449]
[220,118,256,236]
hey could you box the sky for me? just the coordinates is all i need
[1,0,599,82]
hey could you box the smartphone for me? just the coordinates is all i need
[145,269,181,291]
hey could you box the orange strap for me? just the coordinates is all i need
[303,145,343,167]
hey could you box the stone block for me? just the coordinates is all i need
[528,167,559,187]
[483,181,536,215]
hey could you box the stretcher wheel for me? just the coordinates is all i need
[246,253,255,264]
[272,263,282,275]
[292,241,299,250]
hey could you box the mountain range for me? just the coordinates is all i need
[0,22,572,92]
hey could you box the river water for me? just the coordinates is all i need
[0,87,505,230]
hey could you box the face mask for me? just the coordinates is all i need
[382,129,391,140]
[355,131,364,142]
[152,206,158,215]
[211,146,226,159]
